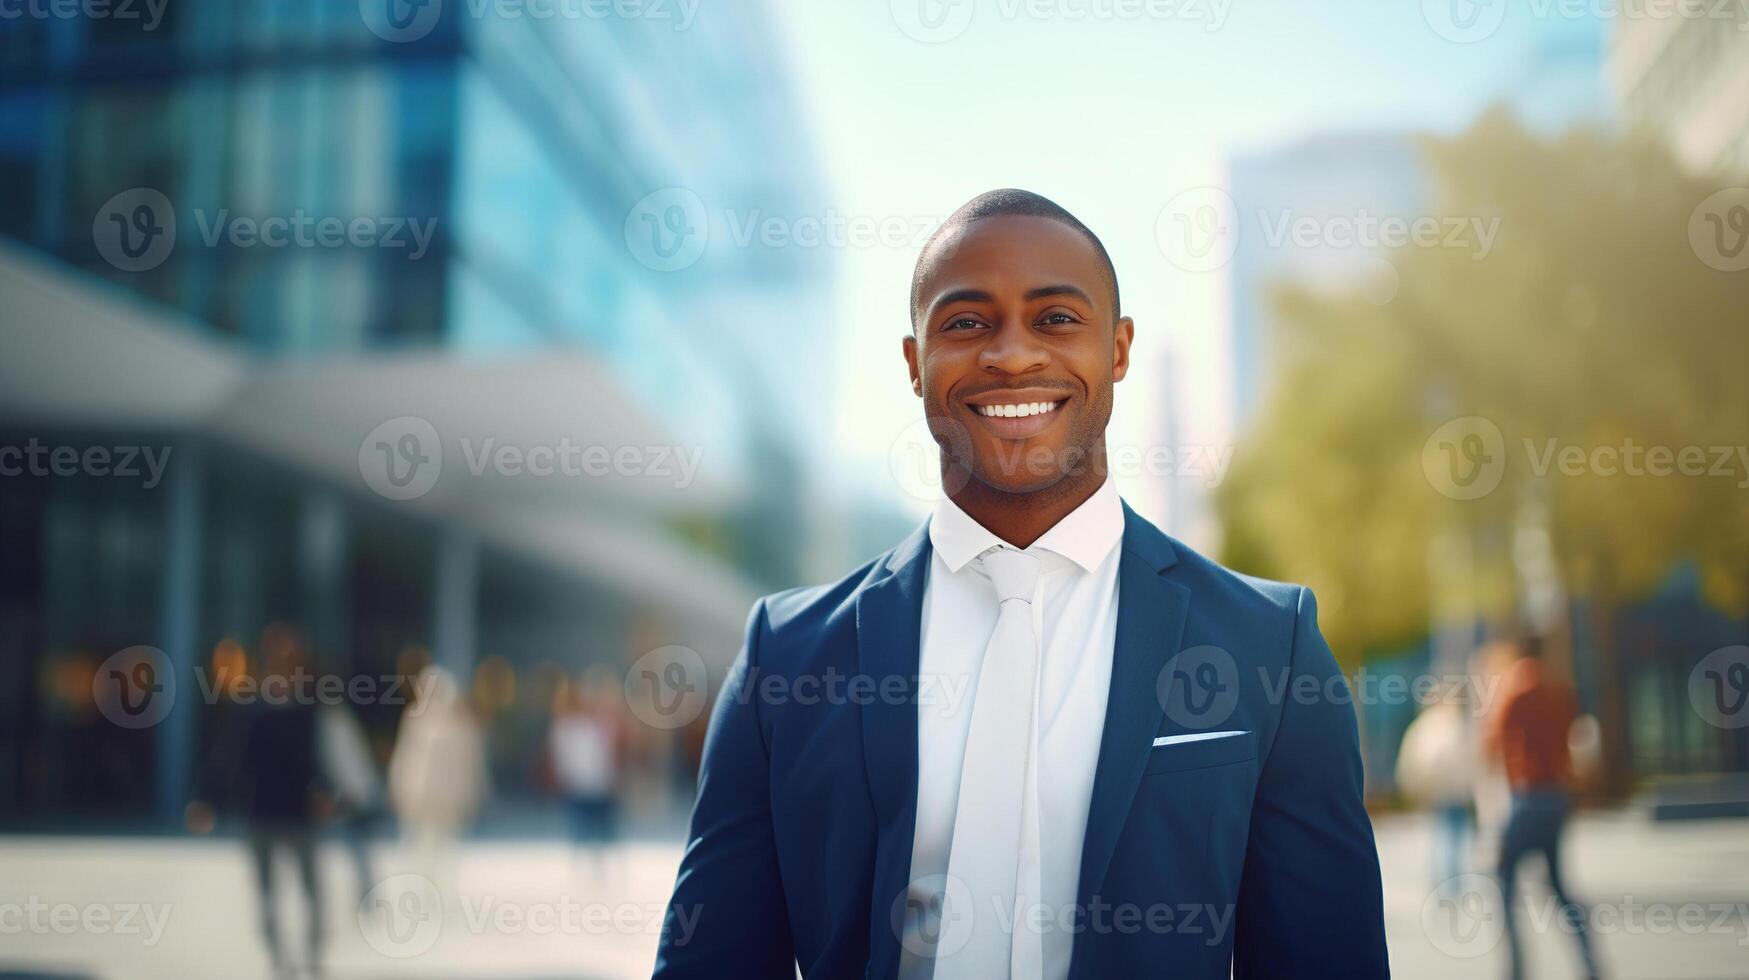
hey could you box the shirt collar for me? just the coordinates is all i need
[928,478,1124,574]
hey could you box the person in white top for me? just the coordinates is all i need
[655,189,1387,980]
[901,477,1122,979]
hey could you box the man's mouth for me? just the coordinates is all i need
[963,390,1071,439]
[972,400,1064,419]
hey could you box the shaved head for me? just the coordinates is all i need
[910,189,1120,329]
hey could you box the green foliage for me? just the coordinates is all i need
[1216,108,1749,668]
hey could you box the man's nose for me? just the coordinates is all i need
[977,318,1047,376]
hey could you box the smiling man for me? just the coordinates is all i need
[653,189,1389,979]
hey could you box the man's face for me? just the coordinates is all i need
[904,214,1133,495]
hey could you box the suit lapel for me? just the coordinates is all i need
[1070,505,1190,976]
[857,522,931,980]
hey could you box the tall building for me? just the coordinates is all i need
[1610,11,1749,174]
[0,1,834,824]
[1225,130,1430,429]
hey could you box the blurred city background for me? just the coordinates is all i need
[1,1,1747,978]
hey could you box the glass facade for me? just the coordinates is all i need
[0,0,833,823]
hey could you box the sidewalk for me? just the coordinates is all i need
[2,812,1745,979]
[1379,810,1749,979]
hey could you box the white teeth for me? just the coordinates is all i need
[978,400,1061,418]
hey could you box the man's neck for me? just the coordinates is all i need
[942,452,1109,550]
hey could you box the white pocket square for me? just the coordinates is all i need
[1152,730,1248,747]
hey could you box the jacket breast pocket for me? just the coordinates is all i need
[1144,731,1258,774]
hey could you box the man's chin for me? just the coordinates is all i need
[967,461,1078,498]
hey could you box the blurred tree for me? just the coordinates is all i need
[1217,108,1749,795]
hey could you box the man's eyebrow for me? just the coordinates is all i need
[1024,284,1093,304]
[930,288,995,310]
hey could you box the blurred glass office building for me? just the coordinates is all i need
[0,1,834,826]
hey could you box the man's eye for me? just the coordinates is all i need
[943,317,985,331]
[1040,312,1078,326]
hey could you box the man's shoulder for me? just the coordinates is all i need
[749,527,926,642]
[1135,516,1309,622]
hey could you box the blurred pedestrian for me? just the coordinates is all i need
[1395,679,1477,894]
[388,665,487,897]
[317,694,385,904]
[1484,634,1601,980]
[187,623,327,980]
[549,667,623,885]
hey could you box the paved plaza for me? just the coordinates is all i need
[2,812,1745,979]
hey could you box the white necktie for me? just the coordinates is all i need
[937,546,1044,980]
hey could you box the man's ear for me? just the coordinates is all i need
[1111,316,1135,382]
[903,333,922,396]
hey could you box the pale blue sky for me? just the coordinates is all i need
[763,0,1611,538]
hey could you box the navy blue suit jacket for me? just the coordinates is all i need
[655,504,1389,979]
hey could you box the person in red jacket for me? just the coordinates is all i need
[1484,634,1600,980]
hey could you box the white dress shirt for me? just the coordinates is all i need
[903,478,1124,980]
